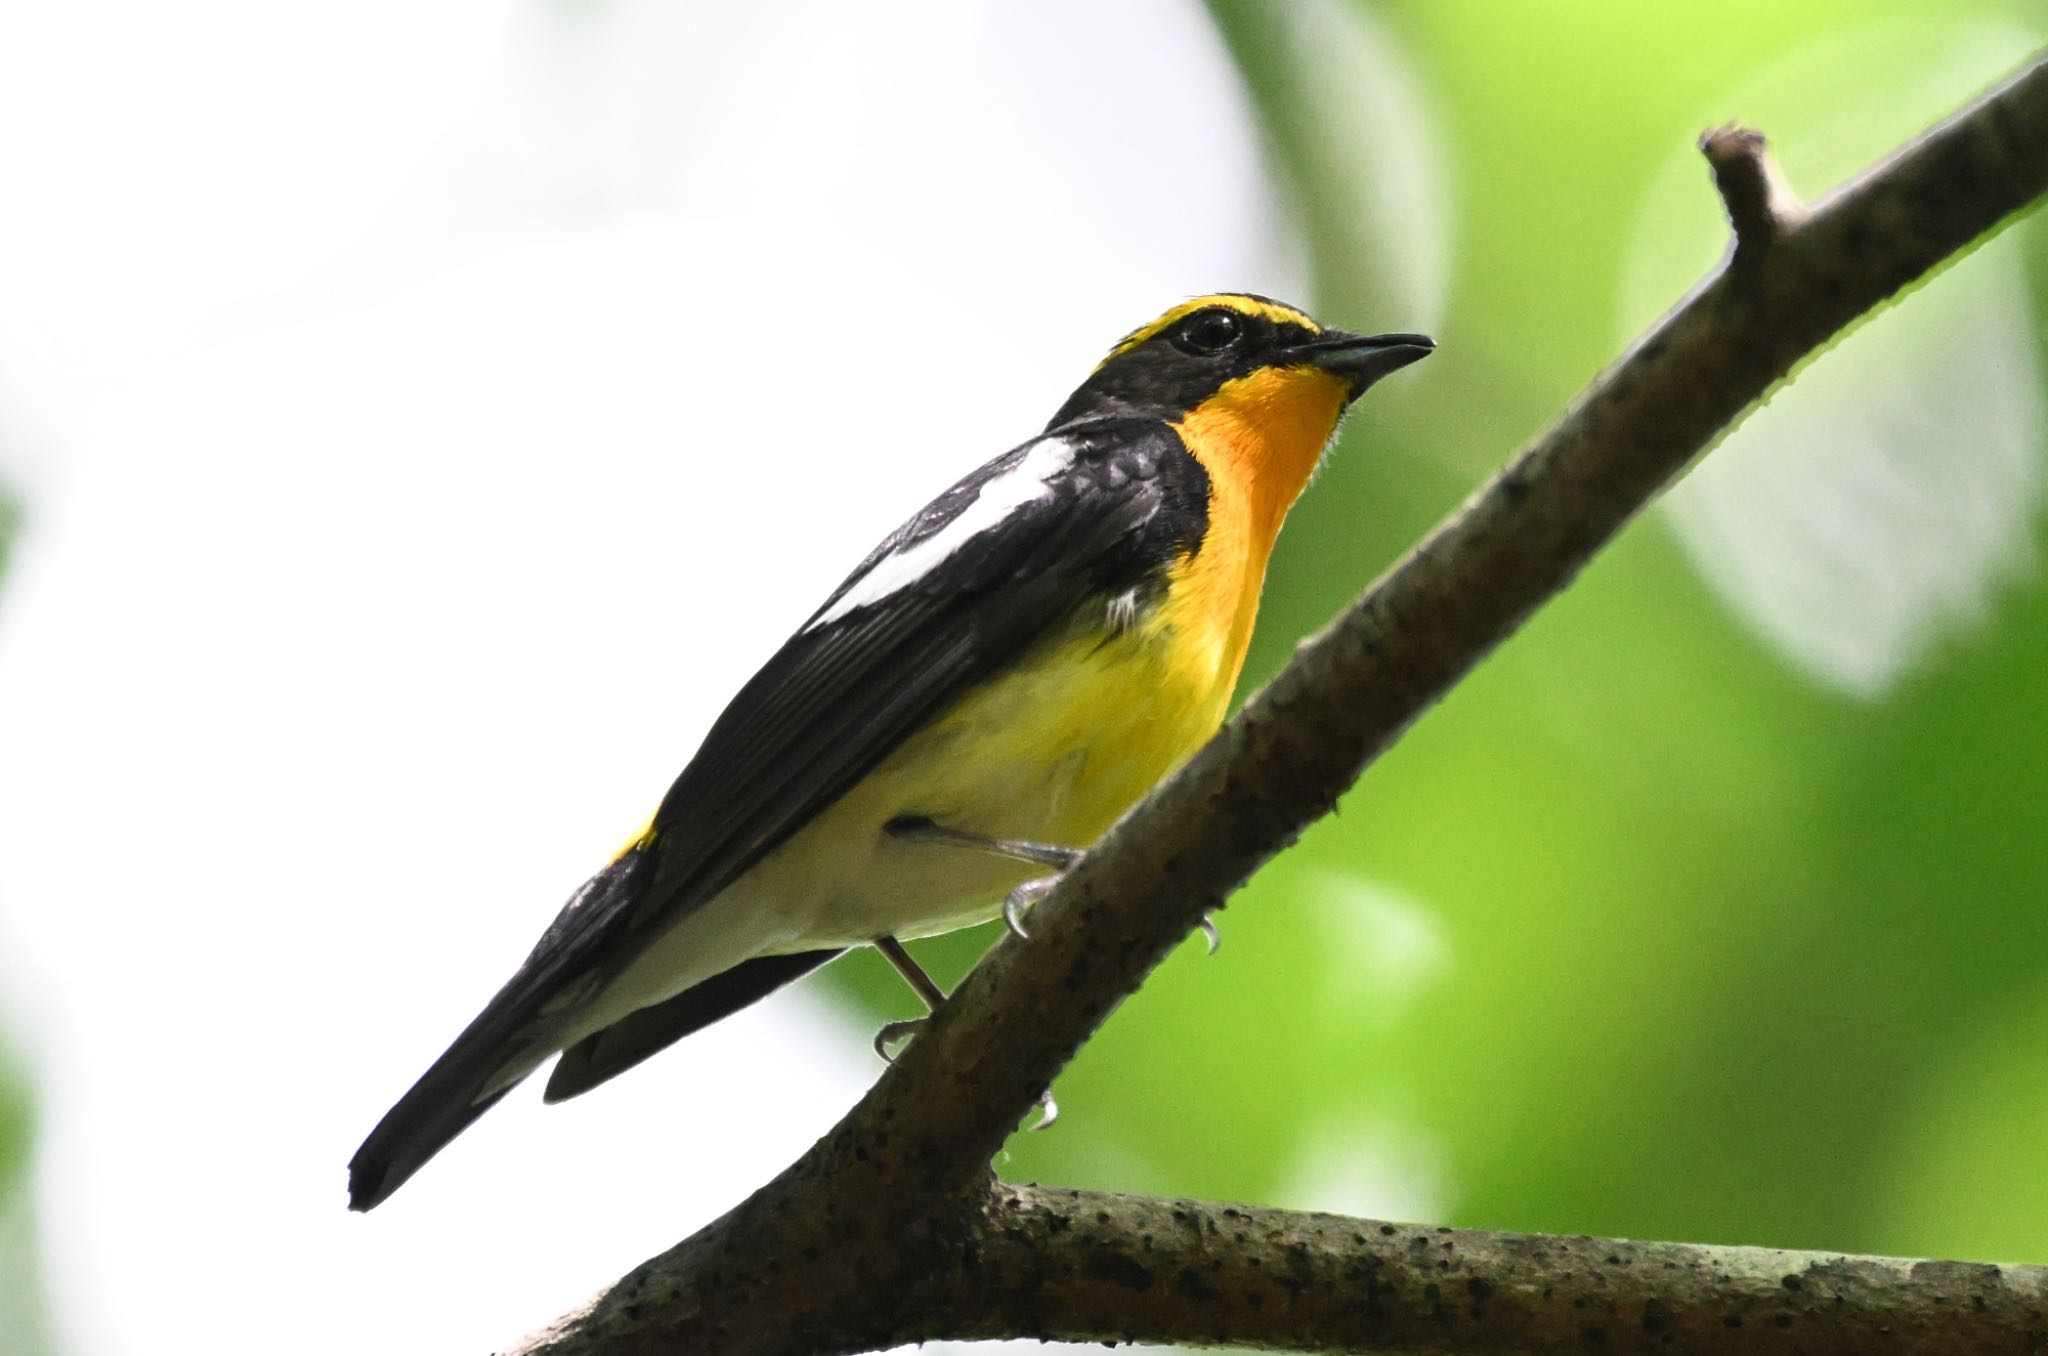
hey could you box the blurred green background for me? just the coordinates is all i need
[1,1,2045,1346]
[1,493,53,1346]
[820,2,2048,1264]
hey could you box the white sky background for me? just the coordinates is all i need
[0,1,1305,1351]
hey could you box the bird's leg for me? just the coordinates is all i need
[979,837,1081,870]
[888,816,1217,954]
[874,934,948,1009]
[872,934,946,1061]
[886,816,1080,937]
[886,815,1081,870]
[868,924,1060,1131]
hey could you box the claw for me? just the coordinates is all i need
[1002,876,1057,940]
[873,1016,927,1062]
[1026,1088,1059,1132]
[1200,914,1221,955]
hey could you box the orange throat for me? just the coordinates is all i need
[1161,364,1352,696]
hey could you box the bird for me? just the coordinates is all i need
[347,293,1432,1211]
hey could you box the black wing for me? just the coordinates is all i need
[349,419,1207,1209]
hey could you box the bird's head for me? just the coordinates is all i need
[1047,293,1433,430]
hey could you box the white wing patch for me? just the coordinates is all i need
[810,437,1076,629]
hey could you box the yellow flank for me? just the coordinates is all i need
[1099,293,1320,368]
[1159,362,1353,699]
[759,605,1233,947]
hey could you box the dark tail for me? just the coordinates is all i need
[348,1008,552,1211]
[350,846,677,1210]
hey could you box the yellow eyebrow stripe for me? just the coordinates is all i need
[1098,294,1322,369]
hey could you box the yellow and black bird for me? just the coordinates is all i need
[348,294,1431,1210]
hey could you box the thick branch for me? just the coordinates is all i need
[920,1187,2048,1356]
[505,53,2048,1356]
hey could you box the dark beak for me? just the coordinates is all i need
[1291,330,1435,395]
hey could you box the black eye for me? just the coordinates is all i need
[1173,309,1244,356]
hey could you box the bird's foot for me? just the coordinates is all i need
[872,1016,927,1062]
[1026,1087,1059,1132]
[1200,912,1221,955]
[1002,875,1061,940]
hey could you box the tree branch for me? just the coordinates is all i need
[923,1187,2048,1355]
[502,53,2048,1356]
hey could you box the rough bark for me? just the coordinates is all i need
[502,53,2048,1356]
[926,1187,2048,1356]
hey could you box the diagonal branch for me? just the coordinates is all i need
[504,52,2048,1356]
